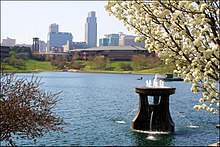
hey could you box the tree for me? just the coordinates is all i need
[119,63,133,71]
[132,54,147,69]
[90,55,111,70]
[10,46,32,59]
[5,51,26,70]
[72,52,79,61]
[70,61,83,70]
[0,72,64,145]
[50,55,68,70]
[105,1,219,114]
[146,54,161,68]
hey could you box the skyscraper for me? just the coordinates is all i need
[49,23,59,33]
[99,33,120,46]
[85,11,97,48]
[47,23,73,52]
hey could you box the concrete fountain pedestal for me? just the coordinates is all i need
[132,86,176,134]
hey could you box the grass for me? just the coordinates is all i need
[25,59,58,71]
[135,64,176,74]
[2,59,58,73]
[2,59,176,75]
[74,60,175,75]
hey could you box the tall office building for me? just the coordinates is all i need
[47,23,73,52]
[39,40,47,53]
[99,33,120,46]
[49,23,59,33]
[99,38,109,46]
[85,11,97,48]
[105,34,119,46]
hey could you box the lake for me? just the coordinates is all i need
[2,72,219,146]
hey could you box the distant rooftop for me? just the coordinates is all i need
[72,45,147,51]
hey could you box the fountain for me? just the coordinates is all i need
[131,75,176,134]
[149,111,154,132]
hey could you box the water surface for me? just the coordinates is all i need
[3,72,219,146]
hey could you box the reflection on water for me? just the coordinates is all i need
[115,120,126,124]
[146,135,159,141]
[3,72,218,146]
[132,131,174,146]
[177,125,200,128]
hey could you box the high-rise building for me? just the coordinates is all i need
[85,11,97,48]
[73,42,88,49]
[49,23,59,33]
[63,40,74,52]
[2,37,16,47]
[99,33,120,46]
[105,34,119,46]
[39,40,47,53]
[99,38,109,46]
[47,23,73,52]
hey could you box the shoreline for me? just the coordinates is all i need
[2,69,157,75]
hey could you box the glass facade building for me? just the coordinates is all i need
[47,24,73,52]
[99,38,109,46]
[99,34,119,46]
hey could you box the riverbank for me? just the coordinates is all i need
[1,59,175,75]
[2,67,174,75]
[3,67,174,75]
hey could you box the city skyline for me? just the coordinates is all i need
[1,1,135,45]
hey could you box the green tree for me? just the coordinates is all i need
[105,1,219,114]
[90,55,111,70]
[57,62,65,70]
[72,52,79,61]
[10,46,32,58]
[87,56,95,69]
[119,63,133,71]
[7,52,25,69]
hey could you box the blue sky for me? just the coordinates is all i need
[1,1,135,44]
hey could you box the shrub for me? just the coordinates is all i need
[119,63,133,71]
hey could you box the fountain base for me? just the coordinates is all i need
[132,87,175,133]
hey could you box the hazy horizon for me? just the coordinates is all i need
[1,1,135,45]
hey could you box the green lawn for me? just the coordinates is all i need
[25,60,57,70]
[2,59,175,75]
[74,60,175,75]
[134,64,176,74]
[2,59,58,73]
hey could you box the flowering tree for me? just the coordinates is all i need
[105,1,219,114]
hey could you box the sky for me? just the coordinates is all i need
[1,1,135,45]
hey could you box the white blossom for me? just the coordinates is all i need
[105,0,220,114]
[200,3,207,12]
